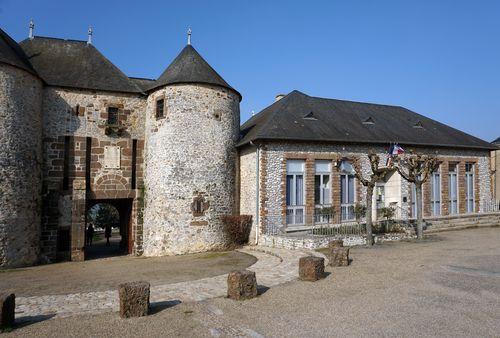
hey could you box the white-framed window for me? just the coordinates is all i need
[430,166,441,216]
[465,163,475,213]
[339,160,356,221]
[410,177,424,218]
[448,164,458,214]
[376,184,385,210]
[314,160,331,223]
[286,160,305,225]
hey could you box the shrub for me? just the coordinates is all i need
[354,203,367,222]
[221,215,253,247]
[378,207,395,221]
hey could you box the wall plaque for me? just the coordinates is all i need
[103,146,121,169]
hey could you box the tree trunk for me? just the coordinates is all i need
[365,184,374,246]
[415,182,424,239]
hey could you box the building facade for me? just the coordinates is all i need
[238,92,495,242]
[0,27,496,268]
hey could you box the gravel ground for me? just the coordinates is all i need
[3,227,500,337]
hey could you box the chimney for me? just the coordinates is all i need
[275,94,286,102]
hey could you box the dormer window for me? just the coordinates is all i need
[413,121,424,129]
[107,107,118,125]
[303,112,317,120]
[156,98,165,119]
[362,117,375,125]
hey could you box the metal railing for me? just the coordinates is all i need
[483,199,500,213]
[263,200,500,236]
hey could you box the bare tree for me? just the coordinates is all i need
[353,153,393,246]
[394,153,438,239]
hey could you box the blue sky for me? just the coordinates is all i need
[2,0,499,141]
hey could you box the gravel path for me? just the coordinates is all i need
[4,227,500,337]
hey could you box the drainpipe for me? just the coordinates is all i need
[250,141,260,244]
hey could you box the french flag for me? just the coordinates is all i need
[390,144,405,155]
[386,144,405,166]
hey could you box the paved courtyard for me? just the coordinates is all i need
[3,227,500,337]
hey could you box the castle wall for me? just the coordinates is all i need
[254,141,491,236]
[238,145,258,244]
[0,64,43,268]
[40,87,146,261]
[143,83,240,256]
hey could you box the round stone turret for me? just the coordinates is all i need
[143,45,241,256]
[0,29,43,267]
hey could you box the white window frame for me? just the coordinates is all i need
[314,160,332,224]
[430,167,442,216]
[465,163,475,213]
[339,161,356,221]
[448,164,459,215]
[286,160,305,225]
[411,181,424,219]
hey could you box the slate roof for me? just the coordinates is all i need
[20,37,143,93]
[130,76,155,91]
[150,45,241,100]
[0,28,37,75]
[493,137,500,145]
[239,90,495,150]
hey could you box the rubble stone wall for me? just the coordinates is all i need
[257,141,492,234]
[143,83,240,256]
[40,87,146,261]
[0,64,43,268]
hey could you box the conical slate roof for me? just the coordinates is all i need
[20,37,143,93]
[0,28,37,75]
[151,44,241,100]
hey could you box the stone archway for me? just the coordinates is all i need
[84,198,133,260]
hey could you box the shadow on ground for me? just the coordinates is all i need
[150,300,182,315]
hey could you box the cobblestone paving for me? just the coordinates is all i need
[15,247,326,320]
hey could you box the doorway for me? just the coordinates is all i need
[85,198,133,260]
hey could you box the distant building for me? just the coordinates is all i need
[0,26,497,268]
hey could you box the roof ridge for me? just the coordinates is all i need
[129,76,155,81]
[308,93,404,109]
[21,36,88,44]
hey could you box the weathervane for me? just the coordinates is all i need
[28,19,34,39]
[187,27,192,45]
[87,26,93,44]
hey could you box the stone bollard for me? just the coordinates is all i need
[227,270,258,300]
[328,239,344,249]
[299,256,325,281]
[118,281,150,318]
[328,247,350,267]
[0,293,15,330]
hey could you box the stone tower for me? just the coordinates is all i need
[143,44,241,256]
[0,29,43,268]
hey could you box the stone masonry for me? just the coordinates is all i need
[40,87,146,262]
[0,64,43,268]
[143,83,240,256]
[243,141,492,240]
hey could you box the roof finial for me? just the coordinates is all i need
[87,26,93,45]
[28,19,34,40]
[187,27,192,45]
